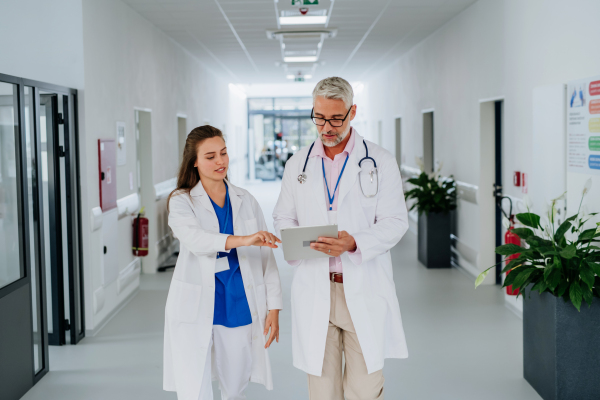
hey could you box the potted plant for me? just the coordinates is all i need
[404,165,457,268]
[475,185,600,400]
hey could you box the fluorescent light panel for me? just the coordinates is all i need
[284,56,318,63]
[279,16,327,25]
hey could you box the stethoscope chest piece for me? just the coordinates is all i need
[298,173,307,184]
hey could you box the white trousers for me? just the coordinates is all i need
[198,324,253,400]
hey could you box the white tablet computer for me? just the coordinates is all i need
[280,224,338,261]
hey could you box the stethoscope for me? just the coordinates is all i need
[297,139,379,197]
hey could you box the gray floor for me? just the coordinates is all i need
[22,181,541,400]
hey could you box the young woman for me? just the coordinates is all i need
[163,125,283,400]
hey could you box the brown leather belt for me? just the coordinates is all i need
[330,272,343,283]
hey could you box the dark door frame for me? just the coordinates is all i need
[40,93,66,346]
[0,72,84,399]
[494,100,503,284]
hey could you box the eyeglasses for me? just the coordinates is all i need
[311,107,352,128]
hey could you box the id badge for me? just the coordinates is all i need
[215,256,230,273]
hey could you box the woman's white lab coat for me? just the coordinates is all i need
[273,130,409,377]
[163,181,283,400]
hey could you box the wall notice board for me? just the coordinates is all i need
[98,139,117,211]
[567,74,600,216]
[567,75,600,174]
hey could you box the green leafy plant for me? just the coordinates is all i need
[404,169,457,215]
[475,186,600,311]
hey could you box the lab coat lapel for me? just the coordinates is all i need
[307,156,329,223]
[337,133,362,210]
[190,181,216,215]
[227,180,243,226]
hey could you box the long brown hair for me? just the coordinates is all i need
[167,125,226,209]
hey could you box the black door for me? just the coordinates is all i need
[494,100,503,284]
[39,91,85,345]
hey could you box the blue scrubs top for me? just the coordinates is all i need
[210,184,252,328]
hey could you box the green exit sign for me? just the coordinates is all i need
[292,0,318,5]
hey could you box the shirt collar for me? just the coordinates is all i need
[310,127,356,160]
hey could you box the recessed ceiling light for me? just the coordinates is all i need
[279,16,327,25]
[283,56,318,63]
[304,75,313,79]
[286,75,295,79]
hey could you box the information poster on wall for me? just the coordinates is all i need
[567,75,600,175]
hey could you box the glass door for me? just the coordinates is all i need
[0,73,84,399]
[39,93,66,346]
[38,90,84,345]
[0,77,36,400]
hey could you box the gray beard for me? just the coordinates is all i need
[321,126,351,147]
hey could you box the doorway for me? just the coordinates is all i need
[479,99,504,284]
[423,111,434,173]
[177,116,187,166]
[395,117,402,167]
[247,97,317,181]
[135,110,156,273]
[0,73,84,400]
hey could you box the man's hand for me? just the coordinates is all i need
[310,230,357,257]
[264,309,280,348]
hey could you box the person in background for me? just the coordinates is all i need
[163,125,283,400]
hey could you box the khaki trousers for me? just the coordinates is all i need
[307,281,384,400]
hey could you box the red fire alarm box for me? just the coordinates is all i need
[98,139,117,211]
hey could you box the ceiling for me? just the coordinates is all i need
[122,0,477,84]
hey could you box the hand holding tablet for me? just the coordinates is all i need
[280,224,338,261]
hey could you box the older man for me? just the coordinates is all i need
[273,77,410,400]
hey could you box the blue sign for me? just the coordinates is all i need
[590,155,600,170]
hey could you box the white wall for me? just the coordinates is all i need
[0,0,84,89]
[227,85,249,185]
[358,0,600,281]
[79,0,235,332]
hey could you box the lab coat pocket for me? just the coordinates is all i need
[359,195,377,226]
[168,279,203,323]
[244,218,259,234]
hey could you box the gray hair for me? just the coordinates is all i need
[312,77,354,109]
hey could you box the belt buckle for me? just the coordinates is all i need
[330,272,341,283]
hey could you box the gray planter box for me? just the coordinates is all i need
[417,211,451,268]
[523,290,600,400]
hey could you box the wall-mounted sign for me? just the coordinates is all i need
[116,121,126,166]
[567,75,600,175]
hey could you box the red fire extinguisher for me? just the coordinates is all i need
[498,196,521,295]
[505,221,521,296]
[132,207,149,257]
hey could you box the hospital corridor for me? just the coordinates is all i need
[19,182,538,400]
[1,1,600,400]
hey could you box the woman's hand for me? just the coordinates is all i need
[224,231,281,250]
[244,231,281,248]
[264,309,280,348]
